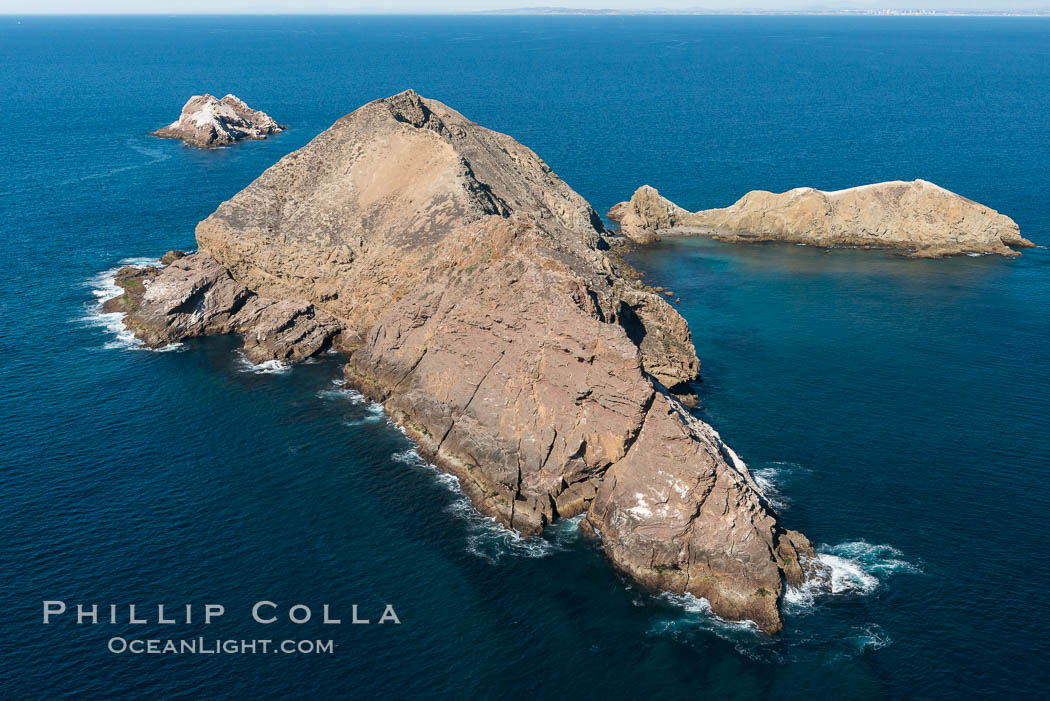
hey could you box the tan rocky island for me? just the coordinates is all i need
[110,90,827,632]
[151,94,284,148]
[609,181,1033,257]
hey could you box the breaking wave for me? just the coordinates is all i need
[317,387,365,402]
[751,461,808,511]
[752,468,786,510]
[234,352,290,374]
[341,402,387,426]
[784,540,921,611]
[389,446,578,563]
[647,539,916,660]
[842,623,893,654]
[649,590,895,663]
[319,380,387,425]
[655,592,762,633]
[646,591,781,661]
[81,258,184,352]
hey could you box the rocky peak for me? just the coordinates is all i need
[383,88,443,131]
[113,91,823,632]
[607,184,690,243]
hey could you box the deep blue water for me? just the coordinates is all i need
[2,15,1049,700]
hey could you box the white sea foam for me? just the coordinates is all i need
[389,446,570,563]
[751,460,808,510]
[818,554,879,594]
[317,387,365,402]
[784,540,920,612]
[848,623,893,653]
[826,541,921,575]
[117,256,165,266]
[657,592,762,632]
[752,467,787,510]
[235,352,290,374]
[81,258,186,352]
[338,397,386,427]
[647,538,909,659]
[813,623,895,663]
[391,448,421,464]
[646,591,781,661]
[463,515,559,562]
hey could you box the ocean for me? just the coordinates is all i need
[2,15,1048,699]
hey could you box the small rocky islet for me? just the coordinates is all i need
[609,180,1033,257]
[151,93,284,148]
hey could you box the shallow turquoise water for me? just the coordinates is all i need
[1,15,1048,699]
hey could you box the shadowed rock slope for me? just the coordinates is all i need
[610,181,1033,257]
[110,90,820,632]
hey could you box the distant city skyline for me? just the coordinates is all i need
[4,1,1050,15]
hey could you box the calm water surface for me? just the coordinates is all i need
[1,15,1048,699]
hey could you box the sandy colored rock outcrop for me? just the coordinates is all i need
[112,90,820,632]
[607,185,692,244]
[151,94,284,148]
[107,254,340,363]
[609,181,1033,257]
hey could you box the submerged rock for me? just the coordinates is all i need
[114,90,816,632]
[610,180,1034,257]
[151,94,284,148]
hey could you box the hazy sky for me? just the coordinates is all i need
[3,0,1047,13]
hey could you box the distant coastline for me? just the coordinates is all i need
[4,9,1050,17]
[474,7,1050,16]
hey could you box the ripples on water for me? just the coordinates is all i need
[7,14,1050,699]
[85,254,923,662]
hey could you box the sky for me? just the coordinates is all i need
[2,0,1048,13]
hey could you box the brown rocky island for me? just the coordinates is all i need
[110,90,826,633]
[610,181,1033,257]
[151,93,284,148]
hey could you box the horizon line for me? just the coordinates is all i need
[4,10,1050,16]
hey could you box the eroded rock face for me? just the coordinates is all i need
[588,394,815,632]
[610,181,1034,257]
[107,253,340,363]
[607,185,690,244]
[151,94,284,148]
[114,90,816,632]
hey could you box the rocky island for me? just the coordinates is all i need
[609,181,1033,257]
[151,94,284,148]
[111,90,826,632]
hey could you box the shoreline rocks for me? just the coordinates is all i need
[108,253,340,363]
[112,90,824,632]
[151,94,284,148]
[609,181,1034,257]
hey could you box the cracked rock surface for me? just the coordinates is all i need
[609,181,1034,257]
[112,90,814,632]
[151,93,284,148]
